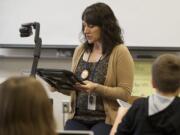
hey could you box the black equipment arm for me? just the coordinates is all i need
[19,22,42,77]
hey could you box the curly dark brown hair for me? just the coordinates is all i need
[81,2,124,55]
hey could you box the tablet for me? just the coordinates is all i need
[37,68,84,90]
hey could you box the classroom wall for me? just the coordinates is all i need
[1,0,180,47]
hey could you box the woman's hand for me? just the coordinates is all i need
[75,80,98,93]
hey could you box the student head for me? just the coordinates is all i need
[0,76,56,135]
[81,2,124,54]
[152,54,180,94]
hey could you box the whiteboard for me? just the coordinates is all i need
[0,0,180,47]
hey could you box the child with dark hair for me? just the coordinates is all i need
[115,54,180,135]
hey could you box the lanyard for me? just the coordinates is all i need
[81,51,103,81]
[88,55,103,81]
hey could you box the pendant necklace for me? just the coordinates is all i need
[81,52,91,80]
[81,69,89,80]
[81,51,103,80]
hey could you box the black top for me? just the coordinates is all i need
[74,54,109,122]
[116,97,180,135]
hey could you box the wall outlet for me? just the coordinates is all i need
[62,100,70,113]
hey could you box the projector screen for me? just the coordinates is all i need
[0,0,180,47]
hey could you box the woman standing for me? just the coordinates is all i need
[63,3,134,135]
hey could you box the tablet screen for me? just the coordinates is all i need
[37,68,84,90]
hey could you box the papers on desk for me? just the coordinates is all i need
[117,99,131,108]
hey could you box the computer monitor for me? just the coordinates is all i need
[57,130,94,135]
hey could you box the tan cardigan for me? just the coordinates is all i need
[65,44,134,125]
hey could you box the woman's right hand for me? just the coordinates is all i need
[74,80,98,93]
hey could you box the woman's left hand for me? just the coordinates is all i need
[75,80,97,93]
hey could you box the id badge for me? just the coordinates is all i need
[88,94,96,110]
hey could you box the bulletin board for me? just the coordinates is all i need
[132,60,155,97]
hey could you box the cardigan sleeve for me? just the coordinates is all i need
[71,45,80,71]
